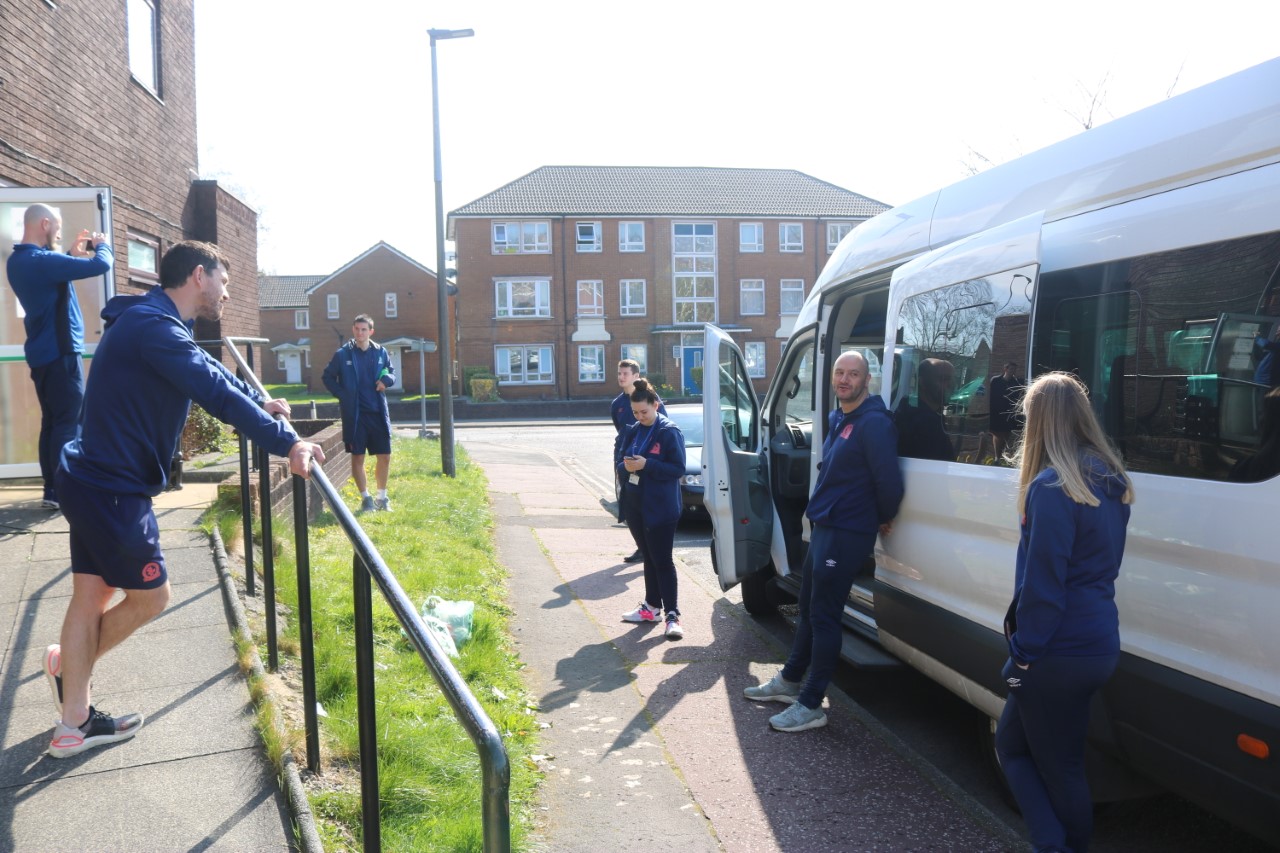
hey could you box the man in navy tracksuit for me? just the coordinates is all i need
[744,350,904,731]
[5,204,112,509]
[322,314,396,512]
[44,241,325,758]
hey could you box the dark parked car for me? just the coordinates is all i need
[663,404,705,514]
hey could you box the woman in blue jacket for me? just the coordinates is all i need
[617,379,687,639]
[996,372,1135,853]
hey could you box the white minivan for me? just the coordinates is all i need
[702,58,1280,845]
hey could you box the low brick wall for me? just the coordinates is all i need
[218,421,350,522]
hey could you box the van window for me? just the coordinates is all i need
[894,266,1033,463]
[1031,230,1280,482]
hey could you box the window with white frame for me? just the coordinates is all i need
[495,344,554,384]
[620,343,647,372]
[294,309,309,330]
[127,0,159,94]
[304,349,311,367]
[126,231,159,284]
[673,222,717,324]
[495,278,552,318]
[619,221,645,252]
[578,345,606,382]
[744,342,767,378]
[576,280,604,317]
[827,221,854,251]
[739,279,765,315]
[779,223,803,253]
[327,294,340,319]
[385,293,398,318]
[620,279,646,316]
[739,223,764,253]
[277,354,286,370]
[492,220,551,254]
[780,279,805,315]
[576,222,601,252]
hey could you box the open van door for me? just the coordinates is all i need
[0,187,113,480]
[702,323,773,591]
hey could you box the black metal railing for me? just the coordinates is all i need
[223,337,511,852]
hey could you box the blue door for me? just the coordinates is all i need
[682,346,704,395]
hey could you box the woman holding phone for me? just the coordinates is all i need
[996,372,1135,853]
[617,378,687,639]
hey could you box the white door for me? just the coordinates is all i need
[284,352,301,383]
[702,323,773,591]
[0,187,114,479]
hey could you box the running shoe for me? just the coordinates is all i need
[359,495,375,513]
[43,644,63,715]
[664,613,684,640]
[769,702,827,732]
[621,602,661,623]
[47,707,144,758]
[743,672,801,704]
[374,497,391,512]
[623,549,643,563]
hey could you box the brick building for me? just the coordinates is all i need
[0,0,258,477]
[258,242,450,398]
[447,166,889,401]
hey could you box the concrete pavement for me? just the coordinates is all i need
[463,436,1025,852]
[0,483,295,853]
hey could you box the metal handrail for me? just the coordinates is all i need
[223,337,511,852]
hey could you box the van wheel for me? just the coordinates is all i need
[741,563,778,617]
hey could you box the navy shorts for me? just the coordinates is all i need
[55,468,168,590]
[346,412,391,456]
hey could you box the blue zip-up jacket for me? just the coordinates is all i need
[611,390,666,464]
[1005,458,1131,664]
[805,396,904,533]
[321,340,395,447]
[6,243,112,367]
[61,286,299,496]
[617,413,686,526]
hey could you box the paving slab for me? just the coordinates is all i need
[464,439,1019,853]
[0,483,295,853]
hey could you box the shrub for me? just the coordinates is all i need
[181,404,229,458]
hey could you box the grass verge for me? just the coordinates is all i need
[210,437,539,851]
[265,383,440,406]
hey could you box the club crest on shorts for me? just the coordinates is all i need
[141,562,162,583]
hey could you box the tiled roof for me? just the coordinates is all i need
[450,166,889,219]
[258,275,325,309]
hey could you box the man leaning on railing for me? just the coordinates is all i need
[41,240,325,759]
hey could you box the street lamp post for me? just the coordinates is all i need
[429,26,473,478]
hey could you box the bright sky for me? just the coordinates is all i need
[195,1,1280,276]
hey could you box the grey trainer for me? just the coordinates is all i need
[743,673,801,704]
[769,702,827,732]
[374,497,391,512]
[359,495,375,513]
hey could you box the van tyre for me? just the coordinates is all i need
[741,564,777,617]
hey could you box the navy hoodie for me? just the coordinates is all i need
[1005,457,1131,664]
[61,287,299,496]
[617,412,686,526]
[805,396,904,533]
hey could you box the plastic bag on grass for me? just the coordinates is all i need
[420,613,459,658]
[421,595,474,650]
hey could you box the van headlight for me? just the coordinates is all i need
[682,473,702,487]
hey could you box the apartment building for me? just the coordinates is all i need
[448,166,889,401]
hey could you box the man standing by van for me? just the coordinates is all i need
[743,350,903,731]
[611,359,664,562]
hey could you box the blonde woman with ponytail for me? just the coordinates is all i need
[996,372,1134,853]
